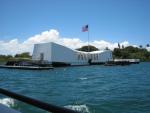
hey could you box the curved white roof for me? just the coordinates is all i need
[34,42,111,55]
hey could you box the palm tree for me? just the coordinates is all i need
[146,44,150,47]
[118,43,120,49]
[139,45,143,48]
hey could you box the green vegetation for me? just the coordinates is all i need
[15,52,31,59]
[0,52,31,64]
[0,55,13,64]
[77,45,99,52]
[113,46,150,61]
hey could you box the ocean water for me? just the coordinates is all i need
[0,62,150,113]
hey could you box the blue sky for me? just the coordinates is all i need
[0,0,150,46]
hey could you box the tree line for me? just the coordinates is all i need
[113,46,150,61]
[0,52,31,63]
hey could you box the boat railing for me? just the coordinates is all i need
[0,88,81,113]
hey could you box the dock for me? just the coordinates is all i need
[104,59,140,66]
[114,59,140,64]
[0,65,53,70]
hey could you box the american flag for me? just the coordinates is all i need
[82,25,88,32]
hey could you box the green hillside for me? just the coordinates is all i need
[113,46,150,61]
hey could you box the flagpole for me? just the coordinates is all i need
[87,25,90,62]
[88,25,89,53]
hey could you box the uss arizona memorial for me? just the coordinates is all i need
[32,42,113,66]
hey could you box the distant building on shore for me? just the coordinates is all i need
[32,42,113,66]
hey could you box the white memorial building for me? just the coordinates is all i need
[32,42,113,66]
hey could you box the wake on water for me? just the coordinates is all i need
[65,104,90,113]
[79,77,88,80]
[0,98,15,107]
[0,98,90,113]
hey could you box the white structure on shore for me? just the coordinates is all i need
[32,42,113,66]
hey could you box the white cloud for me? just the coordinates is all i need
[146,47,150,51]
[0,29,139,55]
